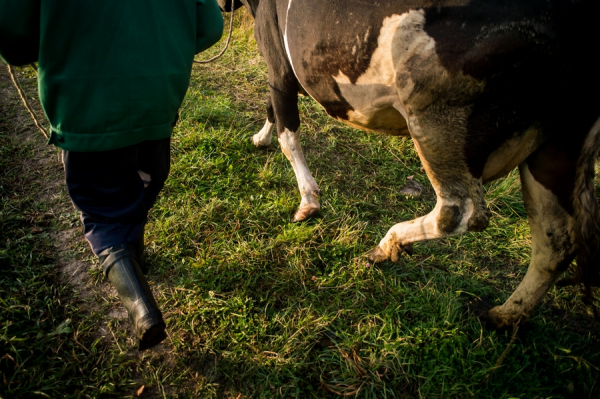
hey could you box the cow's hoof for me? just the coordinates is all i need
[466,303,524,331]
[292,205,319,222]
[464,295,494,320]
[367,243,413,263]
[367,246,389,263]
[250,135,271,148]
[464,297,515,331]
[484,306,520,331]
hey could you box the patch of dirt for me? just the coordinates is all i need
[1,65,97,291]
[56,229,97,293]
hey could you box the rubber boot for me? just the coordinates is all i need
[99,244,166,351]
[131,227,146,274]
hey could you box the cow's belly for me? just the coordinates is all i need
[481,125,545,183]
[333,84,409,136]
[339,106,409,136]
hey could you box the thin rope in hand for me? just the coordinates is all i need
[6,64,49,139]
[194,3,235,64]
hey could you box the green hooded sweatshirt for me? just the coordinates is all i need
[0,0,223,151]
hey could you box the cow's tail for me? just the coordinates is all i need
[571,117,600,299]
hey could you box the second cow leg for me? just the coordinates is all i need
[486,156,576,328]
[252,97,275,147]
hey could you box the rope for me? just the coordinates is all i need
[194,4,235,64]
[6,64,49,139]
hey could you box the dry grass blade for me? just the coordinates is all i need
[480,321,521,386]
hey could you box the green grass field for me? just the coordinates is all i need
[1,11,600,398]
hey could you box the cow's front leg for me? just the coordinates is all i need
[267,79,320,222]
[486,161,575,329]
[252,97,275,147]
[369,136,490,263]
[368,188,489,263]
[278,127,320,222]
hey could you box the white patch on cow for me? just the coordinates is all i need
[481,125,544,182]
[278,128,320,221]
[252,119,274,147]
[283,0,299,79]
[333,10,436,135]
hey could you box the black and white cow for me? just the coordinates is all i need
[216,0,600,329]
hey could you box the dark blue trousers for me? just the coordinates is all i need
[63,138,170,255]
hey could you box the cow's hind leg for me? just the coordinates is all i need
[486,161,576,329]
[252,97,275,147]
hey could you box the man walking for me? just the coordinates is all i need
[0,0,223,350]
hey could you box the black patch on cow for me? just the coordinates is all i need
[467,210,489,232]
[269,82,301,134]
[266,95,275,124]
[423,0,600,178]
[545,227,574,262]
[437,204,462,233]
[423,0,555,78]
[525,134,583,215]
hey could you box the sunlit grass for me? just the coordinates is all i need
[2,9,599,398]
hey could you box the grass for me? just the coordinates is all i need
[2,9,600,398]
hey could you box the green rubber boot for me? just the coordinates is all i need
[99,244,166,351]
